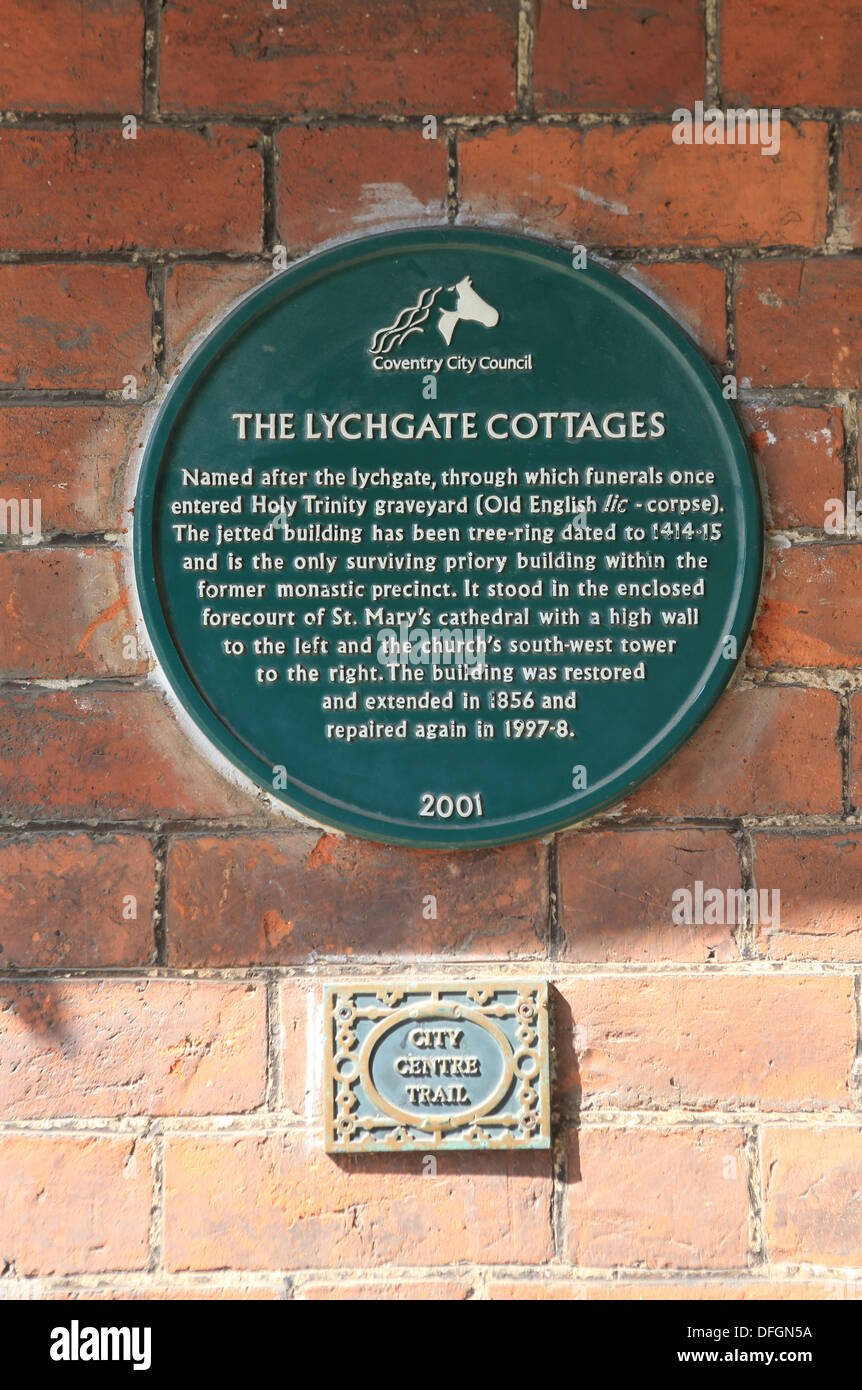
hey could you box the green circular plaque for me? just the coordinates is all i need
[134,228,762,847]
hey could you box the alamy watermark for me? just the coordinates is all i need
[50,1321,151,1372]
[672,880,780,929]
[825,491,862,536]
[672,101,782,157]
[0,497,42,543]
[377,621,488,671]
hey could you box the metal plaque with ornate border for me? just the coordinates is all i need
[324,981,550,1153]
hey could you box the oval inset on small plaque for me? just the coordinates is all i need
[363,1004,514,1131]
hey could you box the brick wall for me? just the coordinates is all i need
[0,0,860,1301]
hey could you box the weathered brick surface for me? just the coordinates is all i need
[459,126,583,235]
[580,124,827,247]
[753,833,862,961]
[0,692,259,821]
[280,982,312,1120]
[164,1135,552,1270]
[722,0,862,109]
[0,834,154,969]
[555,976,854,1111]
[165,264,271,373]
[0,0,142,112]
[558,828,742,963]
[488,1279,841,1300]
[296,1280,471,1300]
[278,126,447,253]
[751,545,862,668]
[566,1128,749,1268]
[621,262,726,364]
[51,1284,285,1301]
[0,407,139,534]
[534,0,705,113]
[0,129,263,254]
[0,980,266,1118]
[0,1135,152,1276]
[0,266,152,391]
[161,0,518,115]
[167,833,548,963]
[763,1128,862,1265]
[839,126,862,247]
[622,686,841,817]
[0,549,144,678]
[745,405,844,530]
[737,260,862,389]
[851,695,862,811]
[459,123,827,247]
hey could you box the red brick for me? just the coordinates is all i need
[50,1283,285,1301]
[534,0,705,113]
[566,1128,748,1268]
[458,123,828,247]
[281,982,311,1120]
[165,264,270,374]
[622,686,841,817]
[0,128,263,254]
[167,833,548,964]
[556,976,854,1112]
[0,266,152,391]
[0,549,145,678]
[0,407,139,534]
[0,0,142,113]
[0,833,154,969]
[0,980,266,1118]
[164,1134,552,1270]
[737,260,862,389]
[297,1281,470,1300]
[621,263,726,364]
[722,0,862,109]
[852,694,862,810]
[559,828,742,963]
[753,833,862,961]
[745,405,844,530]
[458,126,584,235]
[0,691,259,821]
[162,0,517,115]
[0,1135,152,1275]
[763,1128,862,1264]
[488,1279,840,1299]
[580,123,827,247]
[751,546,862,668]
[277,127,447,254]
[839,127,862,247]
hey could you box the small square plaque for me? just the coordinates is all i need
[324,981,550,1153]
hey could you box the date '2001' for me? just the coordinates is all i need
[418,793,485,820]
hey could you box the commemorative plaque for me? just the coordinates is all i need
[324,982,550,1152]
[134,228,762,848]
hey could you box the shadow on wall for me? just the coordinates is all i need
[0,981,71,1051]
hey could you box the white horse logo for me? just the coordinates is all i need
[369,277,500,354]
[437,277,500,345]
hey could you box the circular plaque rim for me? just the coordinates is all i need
[133,226,763,848]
